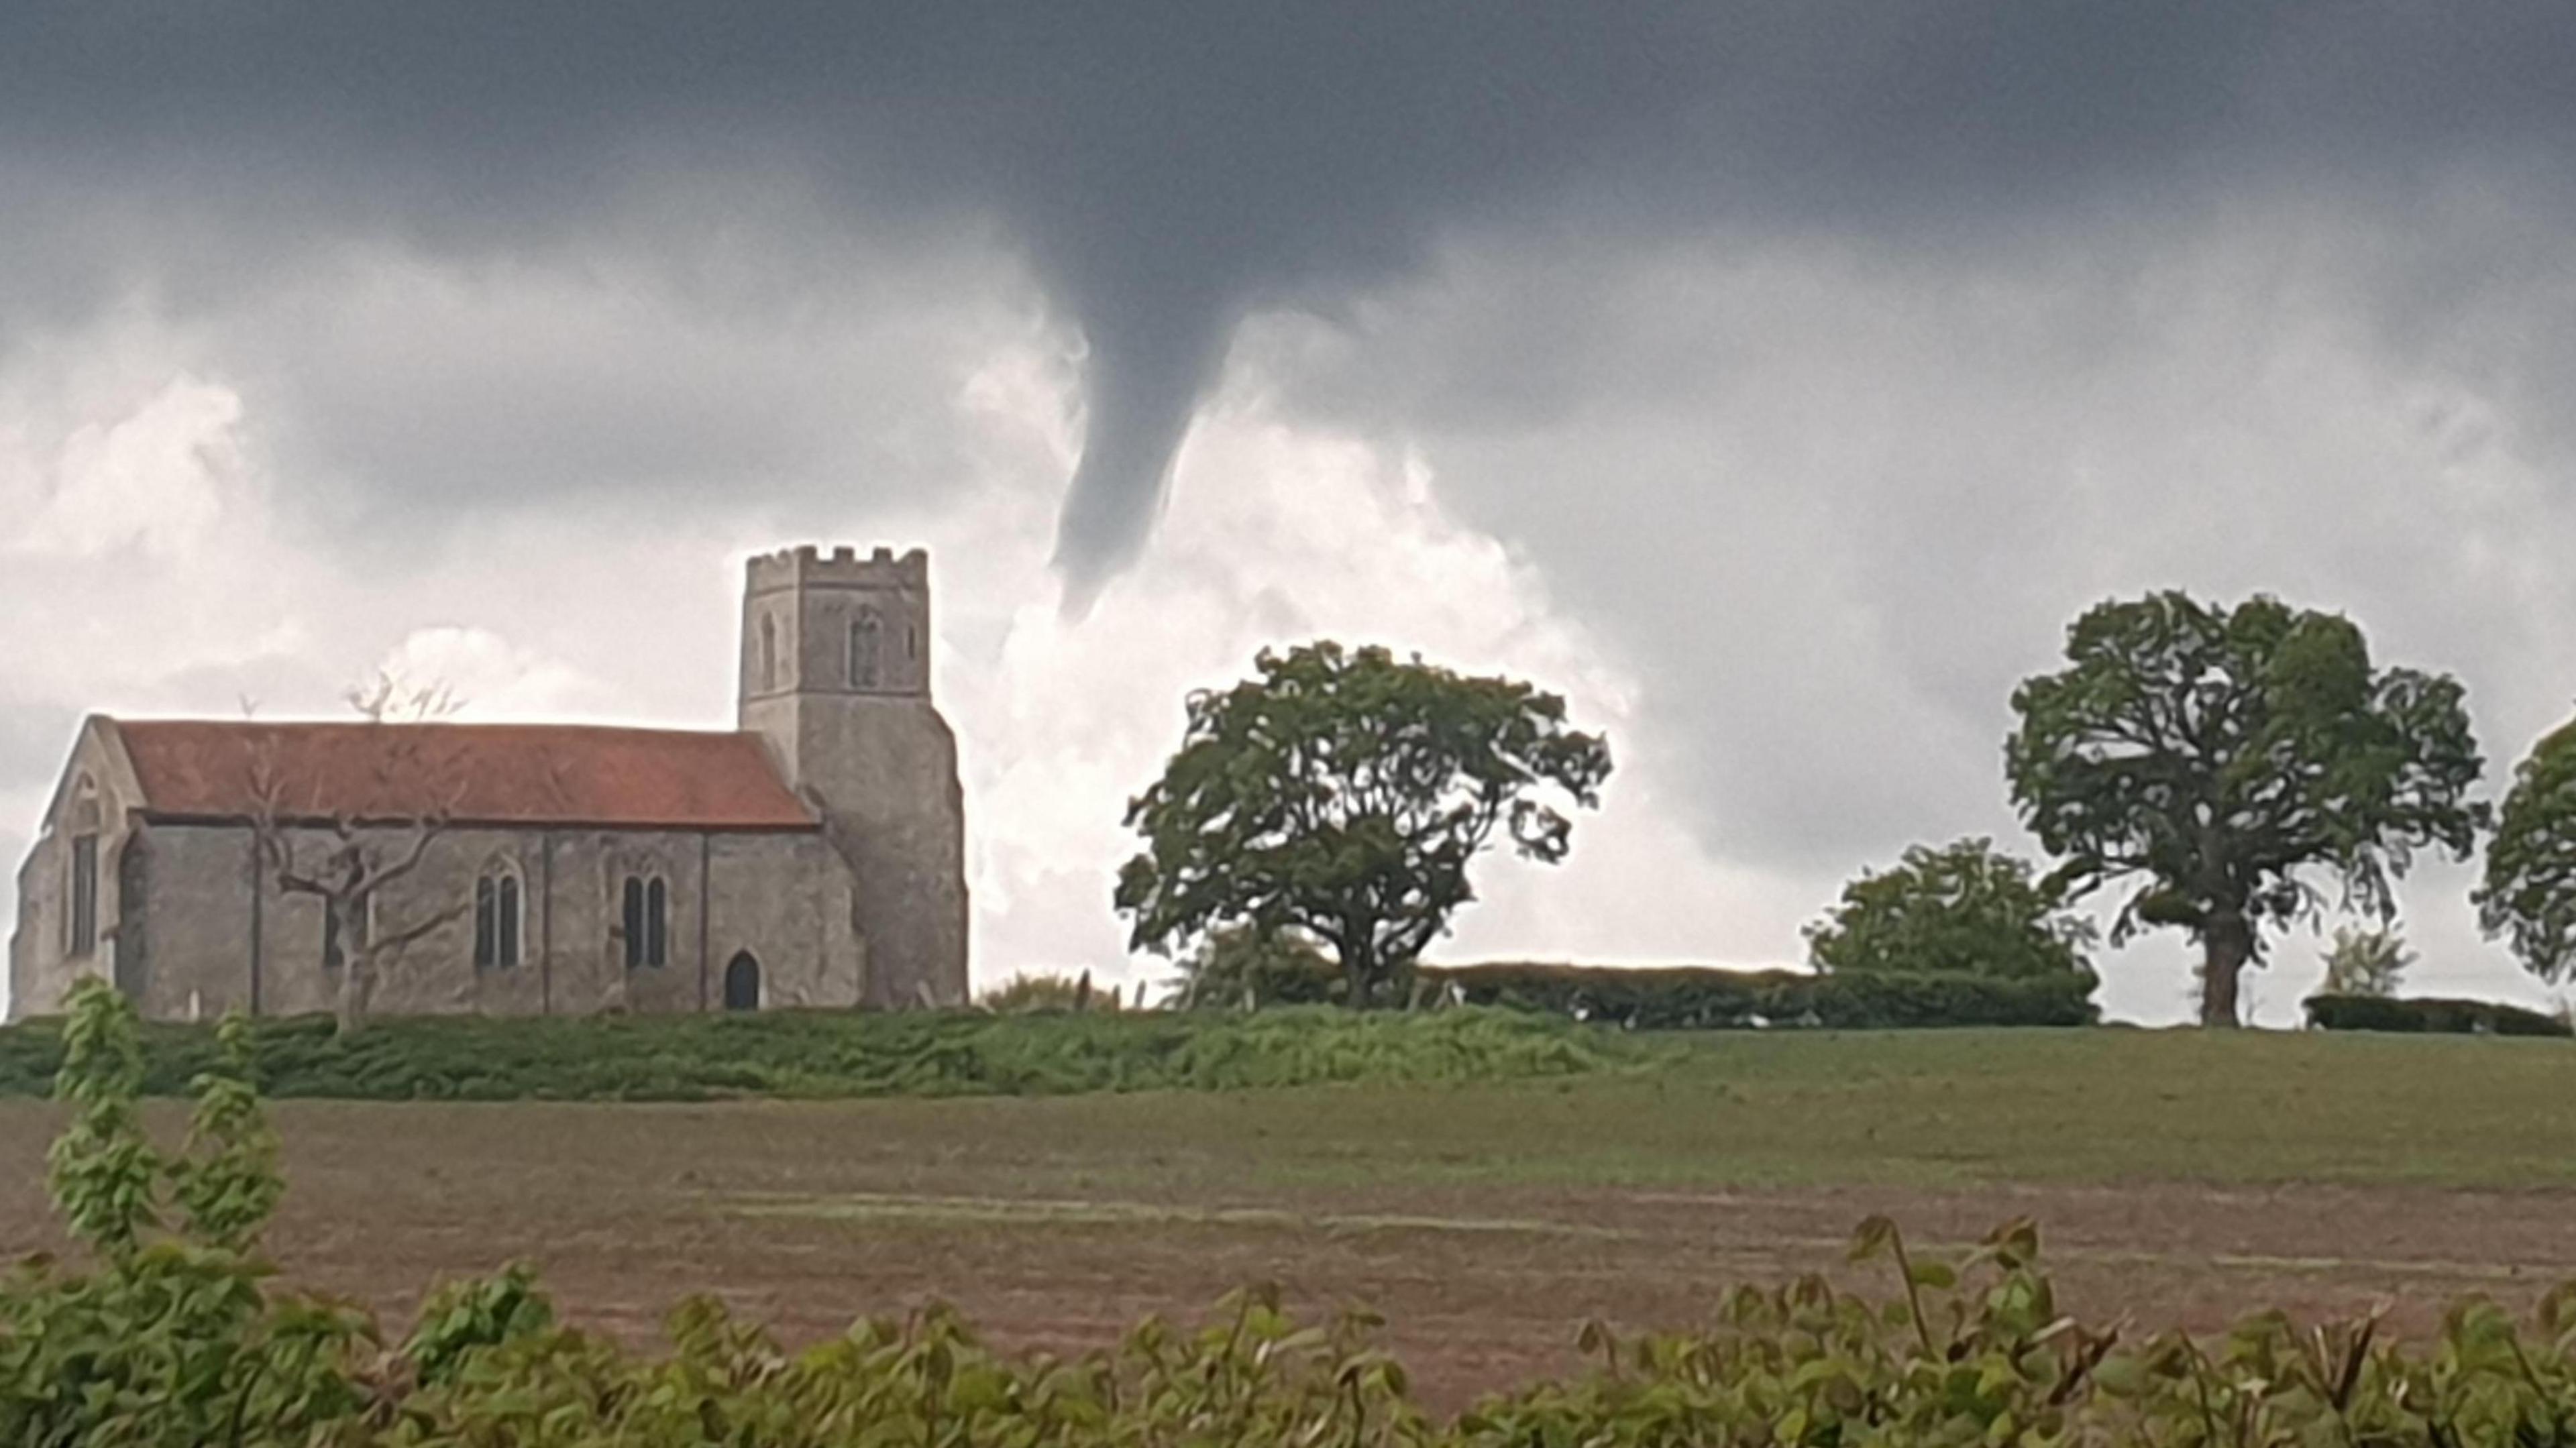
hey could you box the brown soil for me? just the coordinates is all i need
[6,1098,2569,1412]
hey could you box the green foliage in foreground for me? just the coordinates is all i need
[0,1001,1616,1101]
[18,978,2576,1447]
[2305,992,2572,1037]
[1432,962,2099,1028]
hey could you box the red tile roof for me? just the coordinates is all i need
[112,720,815,830]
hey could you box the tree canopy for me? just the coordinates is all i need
[1805,838,2096,982]
[2004,592,2483,1027]
[1116,641,1611,1007]
[2475,719,2576,982]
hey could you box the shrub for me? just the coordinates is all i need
[1424,962,2099,1029]
[2304,993,2571,1037]
[976,970,1119,1013]
[1167,924,1344,1009]
[0,1003,1620,1101]
[2316,925,2414,998]
[1805,837,2098,981]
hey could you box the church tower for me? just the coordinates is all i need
[739,545,968,1007]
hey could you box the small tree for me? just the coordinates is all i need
[2475,718,2576,983]
[2314,924,2412,999]
[1116,641,1611,1007]
[246,677,469,1036]
[2006,592,2483,1027]
[1805,838,2096,981]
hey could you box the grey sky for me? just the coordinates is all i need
[5,5,2576,1019]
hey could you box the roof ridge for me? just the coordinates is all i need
[113,718,813,830]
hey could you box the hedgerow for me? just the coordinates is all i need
[1428,962,2100,1028]
[0,1002,1617,1101]
[14,977,2576,1446]
[2305,992,2572,1037]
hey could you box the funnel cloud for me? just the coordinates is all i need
[7,5,2571,592]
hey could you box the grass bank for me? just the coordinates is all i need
[0,1004,1623,1101]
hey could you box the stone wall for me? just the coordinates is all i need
[6,719,148,1022]
[16,811,859,1023]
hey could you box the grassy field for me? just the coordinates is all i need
[5,1024,2573,1406]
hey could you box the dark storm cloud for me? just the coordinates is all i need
[6,3,2575,592]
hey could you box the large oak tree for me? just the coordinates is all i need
[2475,719,2576,983]
[2005,592,2483,1027]
[1116,641,1611,1007]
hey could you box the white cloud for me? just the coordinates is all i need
[6,373,250,559]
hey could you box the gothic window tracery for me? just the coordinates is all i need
[621,872,668,968]
[474,858,523,969]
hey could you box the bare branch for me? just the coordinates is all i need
[369,899,468,957]
[352,822,445,898]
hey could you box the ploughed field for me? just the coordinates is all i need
[5,1025,2574,1408]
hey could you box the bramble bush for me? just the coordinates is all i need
[13,977,2576,1446]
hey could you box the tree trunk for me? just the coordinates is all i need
[334,898,370,1037]
[1336,926,1377,1009]
[2200,911,2253,1029]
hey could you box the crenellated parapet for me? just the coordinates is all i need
[745,545,929,597]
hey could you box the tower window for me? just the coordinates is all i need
[68,832,99,956]
[849,613,881,689]
[474,863,523,969]
[908,625,918,661]
[759,615,778,691]
[621,874,668,968]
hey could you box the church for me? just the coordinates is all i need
[7,545,969,1023]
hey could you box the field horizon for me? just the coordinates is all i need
[6,1023,2571,1408]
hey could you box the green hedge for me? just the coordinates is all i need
[0,1005,1619,1101]
[2303,993,2571,1037]
[1423,962,2098,1029]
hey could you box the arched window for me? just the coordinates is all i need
[67,832,99,957]
[474,861,522,969]
[907,624,919,661]
[759,615,778,691]
[849,612,881,689]
[621,873,667,968]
